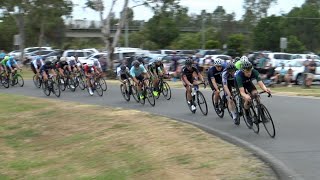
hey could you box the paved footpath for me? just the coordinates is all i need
[2,81,320,179]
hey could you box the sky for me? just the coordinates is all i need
[71,0,305,21]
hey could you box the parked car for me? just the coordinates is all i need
[290,54,319,60]
[275,59,320,85]
[62,50,93,63]
[199,54,232,65]
[197,49,222,58]
[264,52,292,67]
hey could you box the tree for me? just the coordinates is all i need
[169,33,200,49]
[205,40,221,49]
[227,34,245,55]
[287,35,306,53]
[253,15,283,51]
[0,16,18,51]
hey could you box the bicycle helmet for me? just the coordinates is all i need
[154,56,162,63]
[132,60,140,68]
[45,60,52,66]
[226,62,236,72]
[214,58,222,66]
[93,59,99,66]
[69,56,75,61]
[185,59,193,66]
[120,65,127,71]
[87,62,94,67]
[233,57,240,63]
[136,56,144,63]
[241,60,253,70]
[240,56,249,62]
[36,56,42,61]
[60,57,66,62]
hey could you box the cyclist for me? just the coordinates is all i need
[1,55,10,74]
[222,62,238,124]
[0,50,6,72]
[6,56,21,78]
[93,59,103,74]
[68,56,78,73]
[148,57,168,96]
[130,60,150,100]
[31,56,44,81]
[57,57,70,78]
[83,62,97,96]
[207,58,226,110]
[40,60,56,82]
[181,58,205,111]
[117,64,131,93]
[235,60,271,126]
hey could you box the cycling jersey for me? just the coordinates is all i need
[0,52,6,60]
[40,64,54,74]
[57,61,69,69]
[222,70,235,86]
[235,61,242,70]
[1,56,10,66]
[32,58,44,69]
[207,65,226,84]
[93,60,101,69]
[117,67,131,80]
[235,69,261,93]
[68,59,77,66]
[181,65,199,82]
[6,59,17,68]
[84,64,96,74]
[148,62,164,74]
[130,64,147,77]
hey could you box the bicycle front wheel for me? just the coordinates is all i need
[42,81,51,96]
[260,104,276,138]
[162,82,171,100]
[16,74,24,87]
[95,83,104,96]
[146,87,155,106]
[197,91,208,116]
[120,84,130,101]
[212,93,224,118]
[131,85,140,103]
[100,78,107,91]
[52,81,61,97]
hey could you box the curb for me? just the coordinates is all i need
[148,112,304,180]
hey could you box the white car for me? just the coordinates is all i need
[275,59,320,85]
[291,54,319,60]
[199,54,232,65]
[8,50,21,57]
[265,52,292,67]
[62,50,93,64]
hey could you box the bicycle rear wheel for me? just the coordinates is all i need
[78,77,86,90]
[99,78,107,91]
[120,84,130,101]
[185,91,196,113]
[59,77,66,91]
[197,91,208,115]
[212,93,224,118]
[42,81,51,96]
[68,78,76,92]
[1,74,9,88]
[249,104,260,134]
[131,85,140,103]
[260,104,276,138]
[162,82,171,100]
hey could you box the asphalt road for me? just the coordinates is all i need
[2,80,320,180]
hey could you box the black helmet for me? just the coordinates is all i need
[132,60,140,68]
[45,60,52,66]
[185,59,193,66]
[136,56,144,63]
[233,57,240,63]
[241,60,253,70]
[120,65,126,71]
[226,62,236,72]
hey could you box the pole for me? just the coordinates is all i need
[201,18,205,49]
[125,20,129,47]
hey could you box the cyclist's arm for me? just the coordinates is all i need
[6,61,12,71]
[253,69,269,92]
[198,72,204,82]
[210,77,219,91]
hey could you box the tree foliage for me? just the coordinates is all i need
[287,35,306,53]
[227,34,245,54]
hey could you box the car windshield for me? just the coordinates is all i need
[274,54,292,60]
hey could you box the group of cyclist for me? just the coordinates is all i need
[181,55,271,125]
[30,55,103,96]
[0,54,22,80]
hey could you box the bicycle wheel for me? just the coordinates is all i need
[78,77,86,90]
[52,81,61,97]
[249,104,260,134]
[260,104,276,138]
[197,91,208,115]
[213,93,224,118]
[162,82,172,100]
[99,78,107,91]
[103,77,108,91]
[185,91,196,113]
[146,87,155,106]
[59,77,66,91]
[33,75,40,88]
[68,78,76,92]
[131,85,140,103]
[16,75,24,87]
[120,84,130,101]
[42,81,51,96]
[1,74,9,88]
[140,87,146,105]
[95,83,103,96]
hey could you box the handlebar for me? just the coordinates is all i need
[259,91,272,97]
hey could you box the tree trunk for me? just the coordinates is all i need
[14,11,25,63]
[38,17,45,47]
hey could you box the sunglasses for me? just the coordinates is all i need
[243,69,252,73]
[216,66,222,68]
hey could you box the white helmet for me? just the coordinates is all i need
[87,62,94,66]
[214,58,222,66]
[70,56,75,61]
[60,57,66,62]
[240,56,249,62]
[93,59,99,66]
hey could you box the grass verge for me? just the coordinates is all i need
[0,93,276,179]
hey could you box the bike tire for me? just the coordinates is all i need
[197,91,208,115]
[250,104,260,134]
[68,78,76,92]
[260,104,276,138]
[1,74,9,88]
[162,82,172,100]
[213,93,224,118]
[42,81,51,96]
[59,77,66,91]
[131,85,140,103]
[16,74,24,87]
[120,84,130,102]
[100,78,108,91]
[146,87,155,106]
[95,83,103,96]
[33,75,40,88]
[78,77,86,90]
[52,80,61,97]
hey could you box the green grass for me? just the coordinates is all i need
[270,85,320,96]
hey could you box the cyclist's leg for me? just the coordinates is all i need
[208,77,219,107]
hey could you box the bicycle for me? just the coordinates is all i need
[86,74,103,96]
[33,74,42,88]
[57,70,76,92]
[2,69,24,87]
[241,91,275,138]
[120,78,139,102]
[0,71,10,88]
[213,85,241,125]
[42,74,61,97]
[137,78,155,106]
[150,74,172,100]
[185,82,208,115]
[96,74,108,91]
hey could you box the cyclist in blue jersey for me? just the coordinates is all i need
[130,60,150,99]
[222,62,238,124]
[235,60,271,125]
[6,56,21,74]
[207,58,226,109]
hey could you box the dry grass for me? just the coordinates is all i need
[0,93,276,179]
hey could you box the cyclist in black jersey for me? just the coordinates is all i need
[148,57,167,97]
